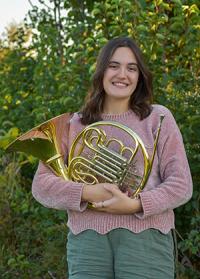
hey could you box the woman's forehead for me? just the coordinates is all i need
[110,47,137,63]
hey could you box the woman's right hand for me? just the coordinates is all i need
[82,183,114,203]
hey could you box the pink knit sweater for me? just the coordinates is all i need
[32,105,193,234]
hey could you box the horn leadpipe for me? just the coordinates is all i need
[132,114,165,198]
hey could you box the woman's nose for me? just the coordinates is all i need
[117,67,126,78]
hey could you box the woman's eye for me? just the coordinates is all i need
[109,64,118,69]
[128,67,138,72]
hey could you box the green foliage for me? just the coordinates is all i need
[0,0,199,277]
[0,156,67,278]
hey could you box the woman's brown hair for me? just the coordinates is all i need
[80,37,153,124]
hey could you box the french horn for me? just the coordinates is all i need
[6,112,164,198]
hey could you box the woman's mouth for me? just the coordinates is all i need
[112,82,129,88]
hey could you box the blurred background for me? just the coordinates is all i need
[0,0,199,278]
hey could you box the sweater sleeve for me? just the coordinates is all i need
[31,113,88,212]
[32,162,88,211]
[135,109,193,219]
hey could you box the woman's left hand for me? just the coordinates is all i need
[92,184,143,214]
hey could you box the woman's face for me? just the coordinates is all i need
[103,47,139,105]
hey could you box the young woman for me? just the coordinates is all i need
[32,37,193,279]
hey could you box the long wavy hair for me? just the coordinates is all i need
[80,37,153,124]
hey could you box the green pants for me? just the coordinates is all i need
[67,228,174,279]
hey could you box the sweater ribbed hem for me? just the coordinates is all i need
[67,209,175,235]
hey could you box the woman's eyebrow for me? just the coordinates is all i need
[109,60,138,66]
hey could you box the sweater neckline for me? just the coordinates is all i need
[101,109,134,121]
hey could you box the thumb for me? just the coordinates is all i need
[104,184,121,196]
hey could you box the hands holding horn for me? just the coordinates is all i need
[82,183,142,215]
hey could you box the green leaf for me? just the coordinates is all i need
[92,8,101,16]
[83,37,94,44]
[136,25,149,32]
[171,0,182,6]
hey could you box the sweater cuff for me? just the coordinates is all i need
[67,183,88,212]
[134,191,154,219]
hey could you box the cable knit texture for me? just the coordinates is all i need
[32,105,193,234]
